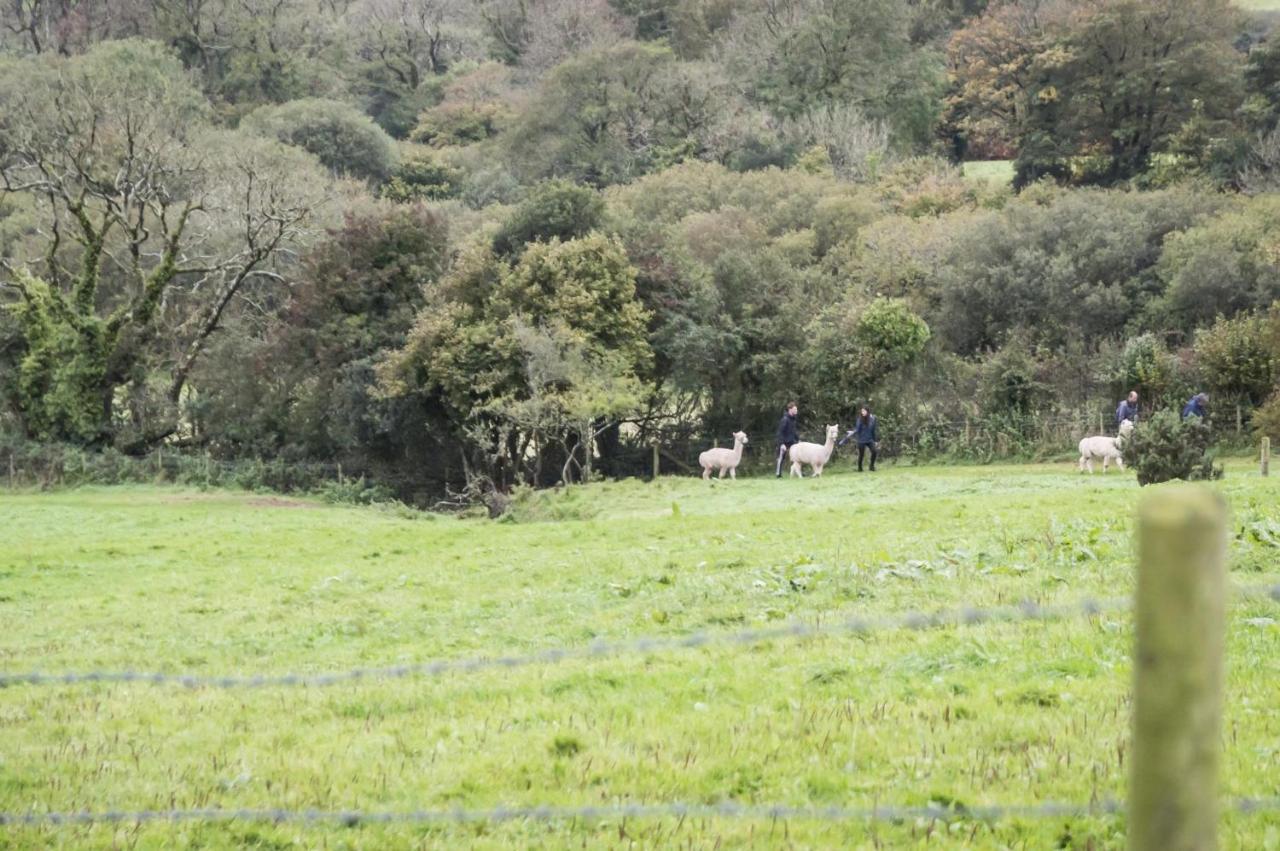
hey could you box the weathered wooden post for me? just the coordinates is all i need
[1131,485,1227,851]
[1262,437,1271,477]
[651,441,660,480]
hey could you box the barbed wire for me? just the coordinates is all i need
[4,584,1276,691]
[4,797,1280,829]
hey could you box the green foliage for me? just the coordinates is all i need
[1153,197,1280,330]
[1252,390,1280,442]
[1125,409,1222,486]
[1107,333,1183,407]
[380,152,462,202]
[492,181,605,258]
[243,98,400,182]
[4,271,107,443]
[411,101,508,146]
[1193,311,1279,406]
[950,0,1244,187]
[382,233,651,485]
[803,298,931,413]
[503,41,730,186]
[191,206,450,475]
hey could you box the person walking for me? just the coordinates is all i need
[1182,392,1209,420]
[775,401,799,477]
[838,406,879,472]
[1116,390,1139,430]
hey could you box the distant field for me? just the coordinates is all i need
[2,462,1279,848]
[961,159,1015,185]
[1238,0,1280,9]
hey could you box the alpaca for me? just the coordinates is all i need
[1079,419,1134,474]
[699,431,749,480]
[790,424,840,477]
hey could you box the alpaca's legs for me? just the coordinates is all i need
[702,465,710,480]
[1079,456,1086,474]
[718,467,726,479]
[790,461,802,478]
[730,467,736,480]
[1115,457,1124,470]
[1102,457,1109,474]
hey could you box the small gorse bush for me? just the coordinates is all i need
[1125,409,1222,486]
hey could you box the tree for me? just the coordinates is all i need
[802,297,931,415]
[1193,311,1278,410]
[242,98,400,182]
[0,40,334,447]
[492,181,605,258]
[948,0,1243,186]
[502,41,738,185]
[380,234,652,487]
[1152,196,1280,331]
[718,0,944,145]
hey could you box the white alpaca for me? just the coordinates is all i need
[1078,419,1134,474]
[790,424,840,478]
[699,431,749,480]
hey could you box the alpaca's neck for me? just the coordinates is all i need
[733,439,745,462]
[822,434,834,459]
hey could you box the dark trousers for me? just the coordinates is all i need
[857,442,877,471]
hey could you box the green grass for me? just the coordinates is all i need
[1237,0,1280,10]
[2,462,1279,849]
[961,160,1015,186]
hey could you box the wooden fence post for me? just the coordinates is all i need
[1130,485,1227,851]
[651,441,660,480]
[1262,437,1271,477]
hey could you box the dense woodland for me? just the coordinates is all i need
[2,0,1280,501]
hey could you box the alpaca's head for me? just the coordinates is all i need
[826,424,840,441]
[733,430,749,445]
[1119,419,1135,438]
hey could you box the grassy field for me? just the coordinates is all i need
[961,160,1015,186]
[2,461,1279,849]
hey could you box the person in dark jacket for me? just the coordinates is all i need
[775,402,799,477]
[1182,392,1209,419]
[1116,390,1139,429]
[838,406,878,471]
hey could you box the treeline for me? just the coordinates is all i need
[1,1,1280,501]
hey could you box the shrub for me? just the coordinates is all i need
[380,153,461,202]
[1253,391,1280,444]
[243,98,399,182]
[1125,409,1222,486]
[491,180,604,257]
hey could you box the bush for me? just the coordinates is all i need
[1254,391,1280,443]
[380,153,461,202]
[242,98,399,182]
[1125,410,1223,486]
[491,180,604,257]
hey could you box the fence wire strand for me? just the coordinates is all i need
[3,584,1276,691]
[4,797,1280,828]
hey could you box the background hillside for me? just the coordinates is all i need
[2,0,1280,501]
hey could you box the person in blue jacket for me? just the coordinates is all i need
[1182,392,1209,419]
[1116,390,1139,430]
[838,406,878,472]
[775,401,799,477]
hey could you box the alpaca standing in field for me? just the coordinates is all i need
[1078,419,1134,474]
[790,424,840,477]
[699,431,749,480]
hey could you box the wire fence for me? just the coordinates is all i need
[4,581,1278,833]
[6,797,1280,829]
[4,584,1277,690]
